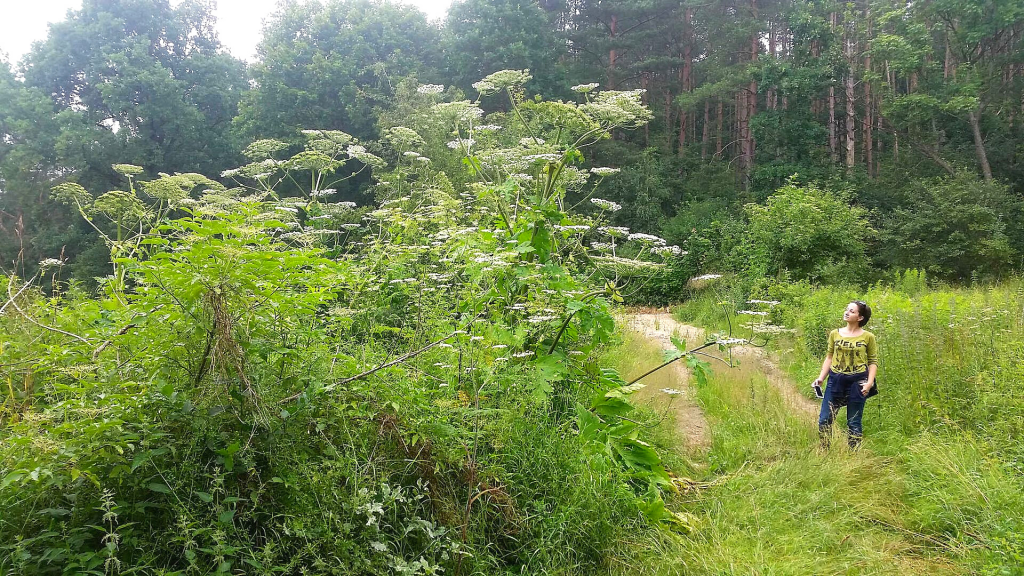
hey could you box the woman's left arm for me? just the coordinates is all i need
[863,333,879,395]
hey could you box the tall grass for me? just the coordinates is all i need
[665,275,1024,573]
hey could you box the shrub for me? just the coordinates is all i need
[742,182,874,285]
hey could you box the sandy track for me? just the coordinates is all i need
[624,312,819,449]
[624,313,711,451]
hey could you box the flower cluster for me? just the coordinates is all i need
[579,89,653,128]
[589,167,620,176]
[627,233,667,246]
[447,138,475,150]
[591,198,622,212]
[416,84,445,94]
[572,83,600,93]
[651,245,685,257]
[473,69,532,95]
[598,226,630,238]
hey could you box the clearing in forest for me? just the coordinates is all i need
[616,310,964,575]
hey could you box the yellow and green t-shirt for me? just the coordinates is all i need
[827,329,878,374]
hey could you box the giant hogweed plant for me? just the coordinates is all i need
[2,72,724,572]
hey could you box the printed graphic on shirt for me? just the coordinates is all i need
[827,330,878,374]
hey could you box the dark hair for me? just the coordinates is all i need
[851,300,871,327]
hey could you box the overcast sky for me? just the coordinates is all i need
[0,0,453,65]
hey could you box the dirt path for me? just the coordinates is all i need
[624,311,819,448]
[624,313,711,452]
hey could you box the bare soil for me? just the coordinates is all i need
[623,311,819,450]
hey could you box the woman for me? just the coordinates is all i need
[812,300,878,448]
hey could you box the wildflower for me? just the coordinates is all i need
[524,153,560,162]
[220,168,241,178]
[598,226,630,238]
[716,338,747,345]
[39,258,64,269]
[627,232,667,246]
[528,315,558,323]
[112,164,144,176]
[275,206,299,214]
[520,137,544,146]
[512,351,535,358]
[472,80,497,94]
[403,151,421,158]
[747,299,781,306]
[660,388,683,396]
[589,167,620,176]
[555,225,592,233]
[475,70,532,94]
[311,188,337,198]
[417,84,445,94]
[590,242,613,251]
[651,245,685,256]
[572,83,600,93]
[491,344,508,349]
[447,138,475,149]
[692,273,723,281]
[737,310,769,316]
[476,124,502,131]
[590,198,622,212]
[580,89,653,128]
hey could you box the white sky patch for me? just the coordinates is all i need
[0,0,453,64]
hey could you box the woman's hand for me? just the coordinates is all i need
[861,381,873,396]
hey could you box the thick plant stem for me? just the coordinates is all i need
[624,341,716,387]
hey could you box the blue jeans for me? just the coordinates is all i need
[818,370,869,447]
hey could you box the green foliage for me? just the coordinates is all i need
[878,173,1021,281]
[743,182,874,284]
[0,76,679,574]
[444,0,565,98]
[235,0,441,143]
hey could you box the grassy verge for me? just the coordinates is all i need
[664,280,1024,574]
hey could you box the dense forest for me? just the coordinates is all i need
[2,0,1024,574]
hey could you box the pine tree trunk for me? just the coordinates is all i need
[968,109,994,182]
[665,92,674,150]
[742,0,758,189]
[679,8,693,155]
[716,100,724,155]
[864,10,873,177]
[845,35,856,169]
[828,12,838,162]
[702,99,710,159]
[768,20,777,110]
[608,15,617,89]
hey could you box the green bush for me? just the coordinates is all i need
[742,181,874,284]
[878,173,1021,282]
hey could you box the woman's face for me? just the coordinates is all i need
[843,302,862,325]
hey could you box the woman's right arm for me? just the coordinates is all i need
[814,330,835,386]
[814,355,832,386]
